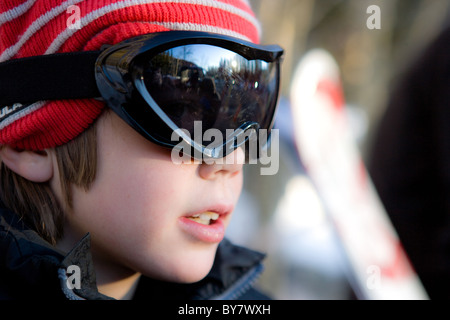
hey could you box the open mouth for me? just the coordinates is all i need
[187,212,220,225]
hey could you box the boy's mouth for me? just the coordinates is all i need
[187,212,220,225]
[180,206,232,243]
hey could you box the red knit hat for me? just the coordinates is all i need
[0,0,261,150]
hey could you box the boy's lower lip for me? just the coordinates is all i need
[178,217,225,243]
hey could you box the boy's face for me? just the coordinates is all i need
[57,111,244,283]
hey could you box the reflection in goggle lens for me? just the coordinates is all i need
[142,44,278,140]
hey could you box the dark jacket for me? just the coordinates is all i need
[0,205,269,300]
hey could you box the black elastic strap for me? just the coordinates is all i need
[0,51,101,106]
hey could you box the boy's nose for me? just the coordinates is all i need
[198,147,245,180]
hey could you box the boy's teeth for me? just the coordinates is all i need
[188,212,220,225]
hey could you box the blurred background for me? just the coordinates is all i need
[226,0,450,299]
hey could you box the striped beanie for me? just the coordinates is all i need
[0,0,261,150]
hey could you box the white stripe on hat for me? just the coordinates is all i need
[0,0,38,27]
[150,21,252,40]
[44,0,260,54]
[0,0,84,62]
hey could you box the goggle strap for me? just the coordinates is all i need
[0,51,101,106]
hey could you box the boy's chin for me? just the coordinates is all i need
[169,255,216,284]
[143,245,218,284]
[148,263,213,284]
[173,266,213,284]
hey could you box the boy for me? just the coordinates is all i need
[0,0,283,300]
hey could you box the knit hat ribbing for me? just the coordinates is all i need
[0,0,260,150]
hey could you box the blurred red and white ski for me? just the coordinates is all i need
[289,49,428,300]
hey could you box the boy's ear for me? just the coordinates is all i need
[0,145,53,182]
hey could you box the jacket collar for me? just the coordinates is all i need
[59,233,113,300]
[0,206,109,299]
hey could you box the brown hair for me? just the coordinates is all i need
[0,118,98,245]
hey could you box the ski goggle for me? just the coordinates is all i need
[0,31,284,159]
